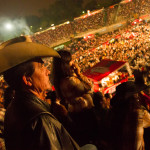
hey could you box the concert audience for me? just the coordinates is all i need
[0,0,149,149]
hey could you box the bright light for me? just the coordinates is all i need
[51,24,54,26]
[5,23,13,30]
[82,11,85,14]
[87,10,91,16]
[40,27,42,30]
[52,26,55,30]
[66,21,70,24]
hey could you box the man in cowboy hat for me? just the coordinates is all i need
[0,36,81,150]
[0,36,98,150]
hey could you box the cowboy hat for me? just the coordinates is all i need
[110,81,148,107]
[116,81,147,96]
[0,36,60,74]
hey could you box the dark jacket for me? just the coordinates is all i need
[4,91,80,150]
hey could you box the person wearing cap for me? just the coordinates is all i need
[109,81,150,150]
[0,36,83,150]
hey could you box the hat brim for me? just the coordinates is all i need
[0,42,60,74]
[135,83,148,93]
[110,83,148,107]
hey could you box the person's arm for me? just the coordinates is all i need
[30,114,80,150]
[142,109,150,128]
[71,63,93,92]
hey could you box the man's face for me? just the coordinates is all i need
[30,60,51,93]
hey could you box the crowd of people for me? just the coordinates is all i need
[0,0,150,149]
[32,23,74,47]
[31,0,150,48]
[69,20,150,73]
[39,19,150,86]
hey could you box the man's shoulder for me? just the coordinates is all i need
[5,92,51,125]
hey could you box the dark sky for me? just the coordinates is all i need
[0,0,54,17]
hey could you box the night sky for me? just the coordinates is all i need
[0,0,54,17]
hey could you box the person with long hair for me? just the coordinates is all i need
[51,49,94,112]
[109,81,150,150]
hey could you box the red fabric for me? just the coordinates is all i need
[83,59,126,81]
[140,93,150,106]
[103,78,128,94]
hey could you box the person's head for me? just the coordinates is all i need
[92,91,107,109]
[110,81,147,108]
[51,50,73,101]
[0,35,60,100]
[4,58,51,95]
[3,59,34,91]
[58,50,72,64]
[51,49,72,81]
[57,50,73,77]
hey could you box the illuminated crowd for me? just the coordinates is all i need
[0,0,149,106]
[0,0,150,149]
[31,0,150,48]
[70,21,150,72]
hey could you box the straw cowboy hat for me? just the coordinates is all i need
[0,36,60,74]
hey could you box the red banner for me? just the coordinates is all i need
[83,59,126,81]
